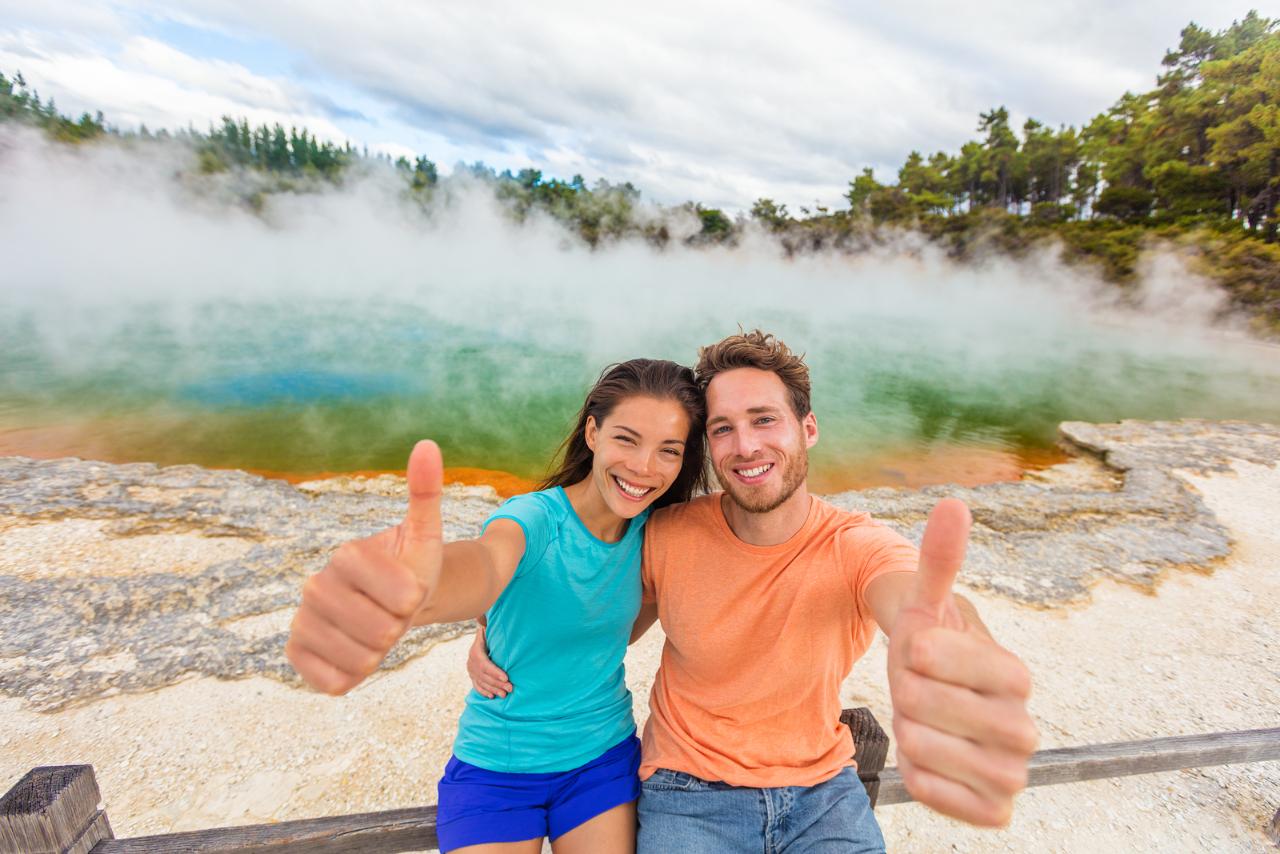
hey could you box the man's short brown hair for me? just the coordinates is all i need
[695,329,811,418]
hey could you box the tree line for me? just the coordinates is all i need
[747,11,1279,241]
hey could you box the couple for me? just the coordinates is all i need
[286,330,1037,853]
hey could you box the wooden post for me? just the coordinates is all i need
[842,707,889,807]
[0,766,113,854]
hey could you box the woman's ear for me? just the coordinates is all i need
[585,415,599,452]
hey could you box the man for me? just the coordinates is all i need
[470,330,1037,851]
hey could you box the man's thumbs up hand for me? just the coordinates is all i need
[886,499,1038,827]
[286,441,444,695]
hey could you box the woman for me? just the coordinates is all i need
[425,359,707,853]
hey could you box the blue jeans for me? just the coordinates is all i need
[637,766,885,853]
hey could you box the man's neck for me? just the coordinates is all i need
[721,484,813,547]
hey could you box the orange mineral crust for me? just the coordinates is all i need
[251,466,539,499]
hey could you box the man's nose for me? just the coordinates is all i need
[733,429,763,459]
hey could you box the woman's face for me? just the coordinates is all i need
[585,395,691,519]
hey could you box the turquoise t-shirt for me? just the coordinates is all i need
[452,486,646,773]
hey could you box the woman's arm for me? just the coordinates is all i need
[630,601,658,644]
[412,519,526,625]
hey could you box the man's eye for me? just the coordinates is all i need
[756,417,775,425]
[711,426,730,435]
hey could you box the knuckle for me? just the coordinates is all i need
[333,542,357,567]
[389,574,427,616]
[325,673,356,696]
[894,721,921,758]
[301,574,323,601]
[895,671,925,714]
[986,799,1014,827]
[902,768,930,803]
[1008,659,1033,698]
[1018,722,1040,755]
[988,759,1028,796]
[907,633,934,671]
[378,622,402,650]
[1002,716,1039,754]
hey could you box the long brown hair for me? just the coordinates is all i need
[540,359,708,508]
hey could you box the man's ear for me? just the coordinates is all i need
[585,415,599,452]
[803,411,819,449]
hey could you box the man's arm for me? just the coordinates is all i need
[867,501,1037,828]
[865,571,991,640]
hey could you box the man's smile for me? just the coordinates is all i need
[730,461,775,484]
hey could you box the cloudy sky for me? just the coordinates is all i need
[0,1,1270,210]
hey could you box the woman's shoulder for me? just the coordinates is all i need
[487,487,570,532]
[500,486,568,512]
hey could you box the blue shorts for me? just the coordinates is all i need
[436,732,641,851]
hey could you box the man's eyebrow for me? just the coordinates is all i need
[707,405,783,425]
[612,424,686,445]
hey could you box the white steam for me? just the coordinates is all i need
[1,125,1277,453]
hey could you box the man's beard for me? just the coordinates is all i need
[716,449,809,514]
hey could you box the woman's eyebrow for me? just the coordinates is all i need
[613,424,685,446]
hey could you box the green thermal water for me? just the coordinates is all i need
[2,296,1278,486]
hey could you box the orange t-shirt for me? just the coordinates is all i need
[639,492,918,788]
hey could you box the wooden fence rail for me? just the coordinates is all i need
[4,709,1278,853]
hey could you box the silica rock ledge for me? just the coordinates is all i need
[1,418,1275,711]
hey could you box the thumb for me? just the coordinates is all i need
[912,498,971,613]
[398,440,444,574]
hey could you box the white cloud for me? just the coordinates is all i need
[0,29,352,142]
[1,0,1269,209]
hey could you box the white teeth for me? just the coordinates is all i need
[614,476,653,498]
[738,464,772,478]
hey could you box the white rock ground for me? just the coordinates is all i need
[2,461,1277,852]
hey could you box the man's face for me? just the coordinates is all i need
[705,367,818,514]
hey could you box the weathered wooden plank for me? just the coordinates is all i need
[77,726,1280,851]
[842,706,889,807]
[0,765,113,854]
[843,707,889,778]
[876,727,1280,806]
[92,806,437,854]
[66,812,113,854]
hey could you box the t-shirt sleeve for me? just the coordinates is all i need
[845,522,918,625]
[482,492,556,579]
[641,518,658,605]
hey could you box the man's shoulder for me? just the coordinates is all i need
[809,498,910,549]
[809,497,874,535]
